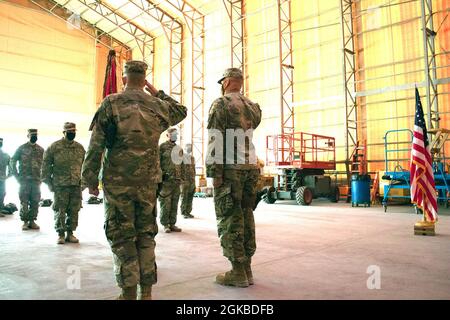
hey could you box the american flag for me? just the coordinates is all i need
[410,88,438,222]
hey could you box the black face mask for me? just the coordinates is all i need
[29,136,37,144]
[66,132,76,141]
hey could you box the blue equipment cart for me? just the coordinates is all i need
[382,128,450,212]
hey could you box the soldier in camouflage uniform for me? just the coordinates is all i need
[206,68,262,288]
[10,129,44,230]
[41,122,86,244]
[180,143,196,219]
[82,60,187,300]
[0,138,11,217]
[159,128,184,233]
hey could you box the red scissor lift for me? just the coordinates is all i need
[263,132,339,205]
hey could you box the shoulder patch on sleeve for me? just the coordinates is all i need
[89,111,99,131]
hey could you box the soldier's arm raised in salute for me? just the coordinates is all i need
[145,81,187,130]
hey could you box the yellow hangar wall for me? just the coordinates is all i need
[0,1,129,153]
[1,0,449,177]
[241,0,449,176]
[0,1,96,151]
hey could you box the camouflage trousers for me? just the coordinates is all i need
[180,182,195,216]
[158,181,181,226]
[53,186,82,234]
[19,180,41,222]
[214,169,259,263]
[103,184,158,289]
[0,180,5,208]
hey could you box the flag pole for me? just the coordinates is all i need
[411,87,437,236]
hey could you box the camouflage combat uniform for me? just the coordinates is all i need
[180,153,196,217]
[207,68,261,286]
[41,135,85,235]
[207,92,261,263]
[158,140,183,227]
[0,142,10,210]
[11,139,44,223]
[82,61,187,293]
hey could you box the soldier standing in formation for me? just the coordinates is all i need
[0,138,11,217]
[41,122,86,244]
[180,143,196,219]
[10,129,44,230]
[158,127,184,233]
[206,68,262,288]
[82,60,187,300]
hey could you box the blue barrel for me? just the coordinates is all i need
[351,174,371,207]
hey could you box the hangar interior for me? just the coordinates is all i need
[0,0,449,300]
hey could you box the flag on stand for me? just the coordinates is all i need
[102,50,117,98]
[410,88,438,222]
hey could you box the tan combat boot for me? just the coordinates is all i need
[117,285,137,300]
[57,233,65,245]
[139,285,152,300]
[22,221,30,230]
[245,258,254,285]
[65,231,79,243]
[164,225,171,233]
[28,221,40,230]
[170,225,182,232]
[215,261,249,288]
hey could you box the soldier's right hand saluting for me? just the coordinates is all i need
[144,80,159,96]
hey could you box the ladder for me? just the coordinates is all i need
[371,172,380,205]
[347,140,367,201]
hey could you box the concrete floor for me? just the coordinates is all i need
[0,191,449,300]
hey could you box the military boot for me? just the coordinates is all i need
[170,225,182,232]
[215,262,249,288]
[139,285,152,300]
[22,221,30,230]
[57,233,65,245]
[0,212,5,218]
[164,225,171,233]
[245,258,254,285]
[117,285,137,300]
[28,221,40,230]
[66,231,79,243]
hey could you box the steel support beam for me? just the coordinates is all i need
[339,0,358,186]
[29,0,128,51]
[190,15,205,174]
[128,1,183,103]
[164,0,206,175]
[277,0,295,164]
[70,0,155,80]
[420,0,439,131]
[223,0,247,94]
[30,0,152,80]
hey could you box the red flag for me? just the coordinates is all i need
[410,88,438,222]
[102,50,117,98]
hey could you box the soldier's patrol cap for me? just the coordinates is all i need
[63,122,77,132]
[124,60,148,75]
[218,68,243,84]
[28,129,38,135]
